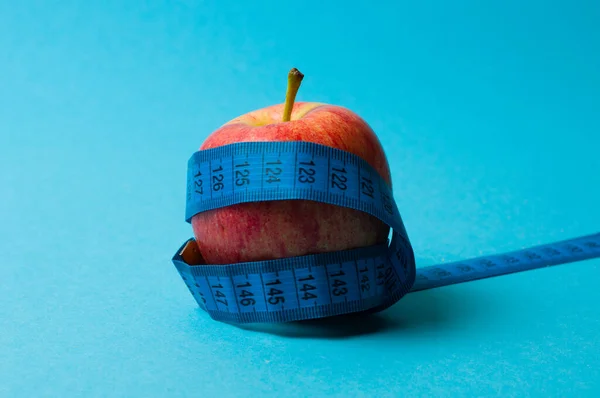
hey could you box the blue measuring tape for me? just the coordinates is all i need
[412,232,600,292]
[172,141,600,324]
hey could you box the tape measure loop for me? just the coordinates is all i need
[174,141,416,324]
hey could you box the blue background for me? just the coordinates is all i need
[1,1,599,396]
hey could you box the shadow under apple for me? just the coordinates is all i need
[225,263,495,339]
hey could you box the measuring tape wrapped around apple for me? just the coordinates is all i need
[172,69,600,324]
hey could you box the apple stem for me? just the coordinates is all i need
[282,68,304,122]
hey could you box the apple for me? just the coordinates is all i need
[192,69,393,264]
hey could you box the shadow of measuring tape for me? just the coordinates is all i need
[221,286,486,339]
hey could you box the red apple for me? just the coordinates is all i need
[192,70,393,264]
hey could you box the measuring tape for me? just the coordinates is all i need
[412,232,600,292]
[171,141,600,324]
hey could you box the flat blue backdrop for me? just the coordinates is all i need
[1,1,599,396]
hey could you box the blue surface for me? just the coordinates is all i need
[1,1,599,397]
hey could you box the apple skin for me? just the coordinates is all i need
[191,101,393,264]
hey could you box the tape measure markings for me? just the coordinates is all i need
[173,235,408,323]
[174,231,600,323]
[174,140,599,324]
[177,140,417,323]
[412,232,600,292]
[185,142,401,226]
